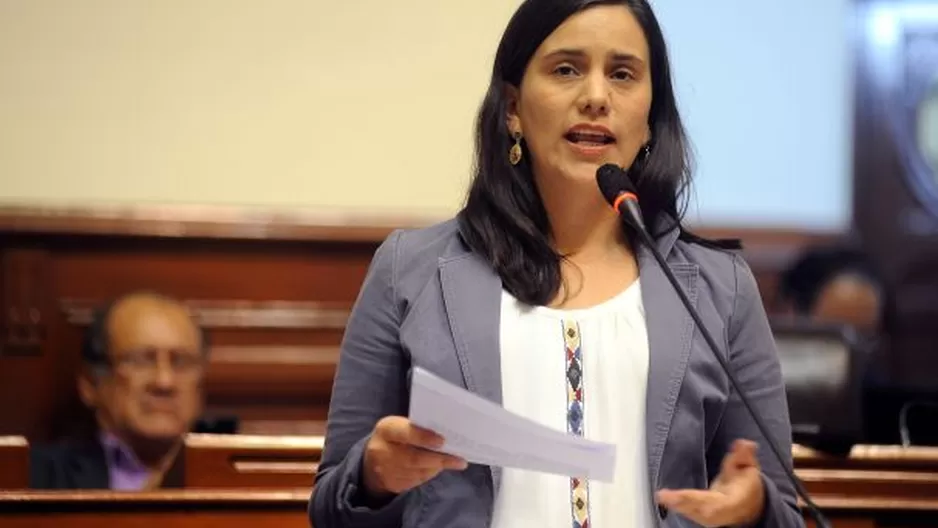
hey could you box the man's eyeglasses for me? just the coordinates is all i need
[104,348,206,378]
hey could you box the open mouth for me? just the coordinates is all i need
[564,131,616,146]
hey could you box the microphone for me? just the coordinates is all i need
[595,163,830,528]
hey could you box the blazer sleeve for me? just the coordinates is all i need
[309,230,412,528]
[705,254,805,528]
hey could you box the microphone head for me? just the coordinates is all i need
[596,163,638,206]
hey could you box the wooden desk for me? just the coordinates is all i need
[795,444,938,503]
[794,444,938,527]
[0,489,935,528]
[177,440,938,526]
[0,489,310,528]
[5,435,938,526]
[184,433,322,488]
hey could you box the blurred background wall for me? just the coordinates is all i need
[0,0,851,230]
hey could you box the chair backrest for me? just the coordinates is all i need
[0,436,29,489]
[771,318,868,455]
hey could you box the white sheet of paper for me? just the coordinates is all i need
[407,366,617,482]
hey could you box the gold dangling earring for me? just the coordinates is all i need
[509,131,523,166]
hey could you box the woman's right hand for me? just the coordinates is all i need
[362,416,469,498]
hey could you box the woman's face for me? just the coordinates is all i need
[507,5,653,192]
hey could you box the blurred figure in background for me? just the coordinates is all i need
[776,244,885,336]
[775,244,929,445]
[30,291,208,490]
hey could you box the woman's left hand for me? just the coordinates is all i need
[655,439,765,527]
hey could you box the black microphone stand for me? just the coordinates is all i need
[625,215,831,528]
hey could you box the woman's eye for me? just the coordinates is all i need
[553,65,578,77]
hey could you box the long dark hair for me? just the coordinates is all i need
[458,0,737,306]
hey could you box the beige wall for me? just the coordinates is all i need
[0,0,522,216]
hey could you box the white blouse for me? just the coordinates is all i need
[490,280,658,528]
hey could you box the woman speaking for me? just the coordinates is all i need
[309,1,803,527]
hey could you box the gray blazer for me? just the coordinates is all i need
[309,218,804,528]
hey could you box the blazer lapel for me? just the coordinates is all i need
[641,241,699,491]
[438,250,504,492]
[436,225,698,497]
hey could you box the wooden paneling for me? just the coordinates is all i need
[0,205,390,440]
[0,248,58,441]
[0,204,841,441]
[0,436,28,490]
[1,249,52,357]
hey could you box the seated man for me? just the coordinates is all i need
[30,291,208,490]
[776,244,910,444]
[776,244,885,335]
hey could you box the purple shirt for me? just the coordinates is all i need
[99,432,150,491]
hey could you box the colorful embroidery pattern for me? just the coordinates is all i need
[563,319,591,528]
